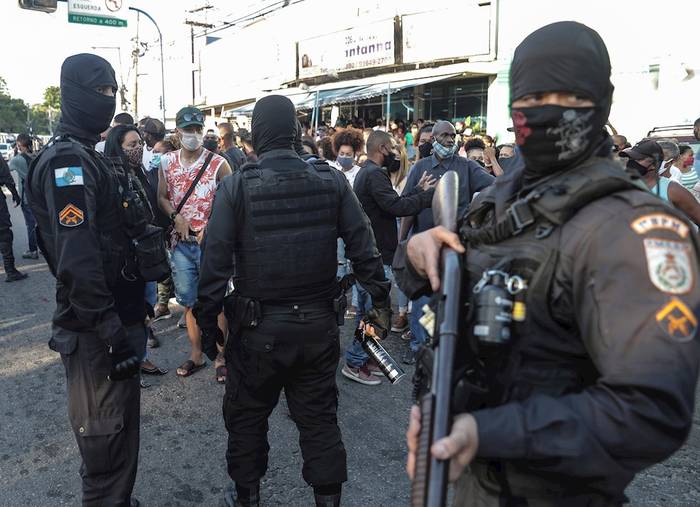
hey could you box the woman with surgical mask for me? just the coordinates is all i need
[329,127,364,187]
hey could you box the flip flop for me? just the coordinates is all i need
[176,359,207,377]
[141,364,169,375]
[215,365,227,384]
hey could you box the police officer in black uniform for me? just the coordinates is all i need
[399,22,700,505]
[27,54,153,507]
[194,95,391,507]
[0,155,28,281]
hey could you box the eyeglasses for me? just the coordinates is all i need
[181,112,204,123]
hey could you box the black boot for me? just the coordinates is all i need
[221,483,260,507]
[1,242,27,282]
[313,484,341,507]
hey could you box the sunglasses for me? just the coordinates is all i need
[181,112,204,123]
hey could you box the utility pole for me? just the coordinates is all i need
[186,4,214,106]
[133,12,140,119]
[184,19,213,105]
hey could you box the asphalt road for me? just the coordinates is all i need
[1,190,699,506]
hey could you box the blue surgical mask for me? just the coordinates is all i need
[432,140,457,158]
[149,153,162,171]
[336,155,354,170]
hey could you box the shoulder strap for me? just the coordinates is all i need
[175,151,214,214]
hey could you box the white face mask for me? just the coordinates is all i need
[657,158,673,175]
[181,132,203,151]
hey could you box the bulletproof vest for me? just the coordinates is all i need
[235,159,340,301]
[29,136,150,285]
[459,157,645,408]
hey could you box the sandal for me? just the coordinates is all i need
[176,359,207,377]
[215,365,227,384]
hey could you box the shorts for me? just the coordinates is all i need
[168,240,201,308]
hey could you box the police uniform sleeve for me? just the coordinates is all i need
[336,171,391,303]
[470,205,700,480]
[41,150,124,342]
[195,174,240,330]
[0,157,19,196]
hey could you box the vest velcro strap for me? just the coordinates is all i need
[506,199,536,236]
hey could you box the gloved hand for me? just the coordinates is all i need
[201,326,224,361]
[367,299,392,339]
[108,329,140,381]
[11,191,21,208]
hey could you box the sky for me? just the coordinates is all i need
[0,0,263,119]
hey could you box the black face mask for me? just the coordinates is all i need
[383,150,401,172]
[626,159,651,177]
[509,22,614,185]
[59,54,117,142]
[203,139,219,152]
[512,105,604,181]
[418,142,433,159]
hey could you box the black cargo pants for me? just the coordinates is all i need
[0,195,15,270]
[224,307,347,488]
[51,324,145,507]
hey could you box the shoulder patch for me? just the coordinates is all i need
[644,238,694,294]
[656,298,697,342]
[54,167,84,187]
[631,213,689,238]
[59,203,84,227]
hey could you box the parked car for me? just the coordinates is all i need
[646,125,700,156]
[0,143,13,161]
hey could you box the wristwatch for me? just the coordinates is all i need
[170,212,178,223]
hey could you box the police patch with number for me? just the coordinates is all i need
[644,238,694,294]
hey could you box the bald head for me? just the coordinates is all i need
[366,130,394,156]
[432,120,455,137]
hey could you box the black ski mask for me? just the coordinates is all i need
[251,95,297,155]
[59,54,117,143]
[509,22,614,185]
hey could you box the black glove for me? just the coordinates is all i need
[107,329,140,381]
[367,300,392,339]
[201,326,224,361]
[11,191,21,207]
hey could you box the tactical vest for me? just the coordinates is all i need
[458,157,648,408]
[234,159,340,301]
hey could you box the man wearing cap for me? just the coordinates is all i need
[27,54,149,506]
[399,22,700,505]
[139,117,166,169]
[158,106,231,380]
[621,139,700,226]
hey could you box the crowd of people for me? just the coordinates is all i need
[3,18,700,507]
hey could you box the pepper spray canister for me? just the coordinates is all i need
[472,271,513,346]
[356,323,406,384]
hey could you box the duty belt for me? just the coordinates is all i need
[261,300,334,318]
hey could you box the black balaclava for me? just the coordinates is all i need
[509,22,614,186]
[59,54,117,144]
[251,95,297,156]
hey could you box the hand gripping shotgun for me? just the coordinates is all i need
[410,170,462,507]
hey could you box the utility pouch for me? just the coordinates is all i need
[131,224,169,282]
[227,295,262,330]
[333,291,347,326]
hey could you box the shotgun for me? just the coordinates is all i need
[410,170,462,507]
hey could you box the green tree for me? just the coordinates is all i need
[43,85,60,110]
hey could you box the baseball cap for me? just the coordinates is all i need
[620,140,663,163]
[141,117,165,136]
[176,106,205,129]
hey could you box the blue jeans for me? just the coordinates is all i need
[21,199,37,252]
[145,282,157,307]
[168,240,201,308]
[408,295,431,352]
[345,264,393,368]
[337,238,350,279]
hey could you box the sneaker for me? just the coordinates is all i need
[341,364,381,385]
[401,349,416,365]
[401,329,413,342]
[391,314,409,333]
[366,358,384,377]
[177,313,187,329]
[5,270,28,283]
[152,303,171,322]
[21,250,39,260]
